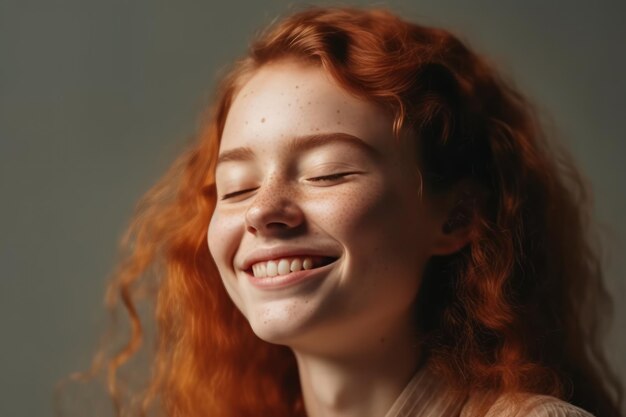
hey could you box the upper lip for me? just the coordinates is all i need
[239,245,341,271]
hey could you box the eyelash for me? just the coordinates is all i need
[221,188,257,200]
[307,172,353,182]
[219,172,354,200]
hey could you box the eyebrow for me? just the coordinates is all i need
[216,132,380,167]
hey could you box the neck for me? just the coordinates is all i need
[291,316,423,417]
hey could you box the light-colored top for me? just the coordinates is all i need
[383,366,595,417]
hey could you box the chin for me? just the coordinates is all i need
[249,318,305,346]
[244,301,321,347]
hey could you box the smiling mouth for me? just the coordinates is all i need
[247,256,337,278]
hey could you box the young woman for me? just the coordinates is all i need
[86,6,623,417]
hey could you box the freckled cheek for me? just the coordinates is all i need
[318,186,422,274]
[308,184,391,235]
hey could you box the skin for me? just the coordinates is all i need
[207,59,468,417]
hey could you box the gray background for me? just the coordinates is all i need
[1,1,624,416]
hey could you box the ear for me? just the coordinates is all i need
[430,181,485,256]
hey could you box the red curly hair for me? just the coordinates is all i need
[65,6,623,417]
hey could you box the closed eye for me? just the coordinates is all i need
[307,172,358,182]
[220,188,257,200]
[220,172,361,199]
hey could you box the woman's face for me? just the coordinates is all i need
[207,60,443,352]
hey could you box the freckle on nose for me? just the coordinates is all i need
[261,117,266,123]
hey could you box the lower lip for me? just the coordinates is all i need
[245,261,336,290]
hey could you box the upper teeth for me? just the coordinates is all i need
[251,257,314,278]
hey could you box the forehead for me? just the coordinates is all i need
[219,60,396,153]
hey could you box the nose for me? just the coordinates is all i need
[244,179,305,236]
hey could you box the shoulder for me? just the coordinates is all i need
[487,394,595,417]
[462,392,595,417]
[518,395,595,417]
